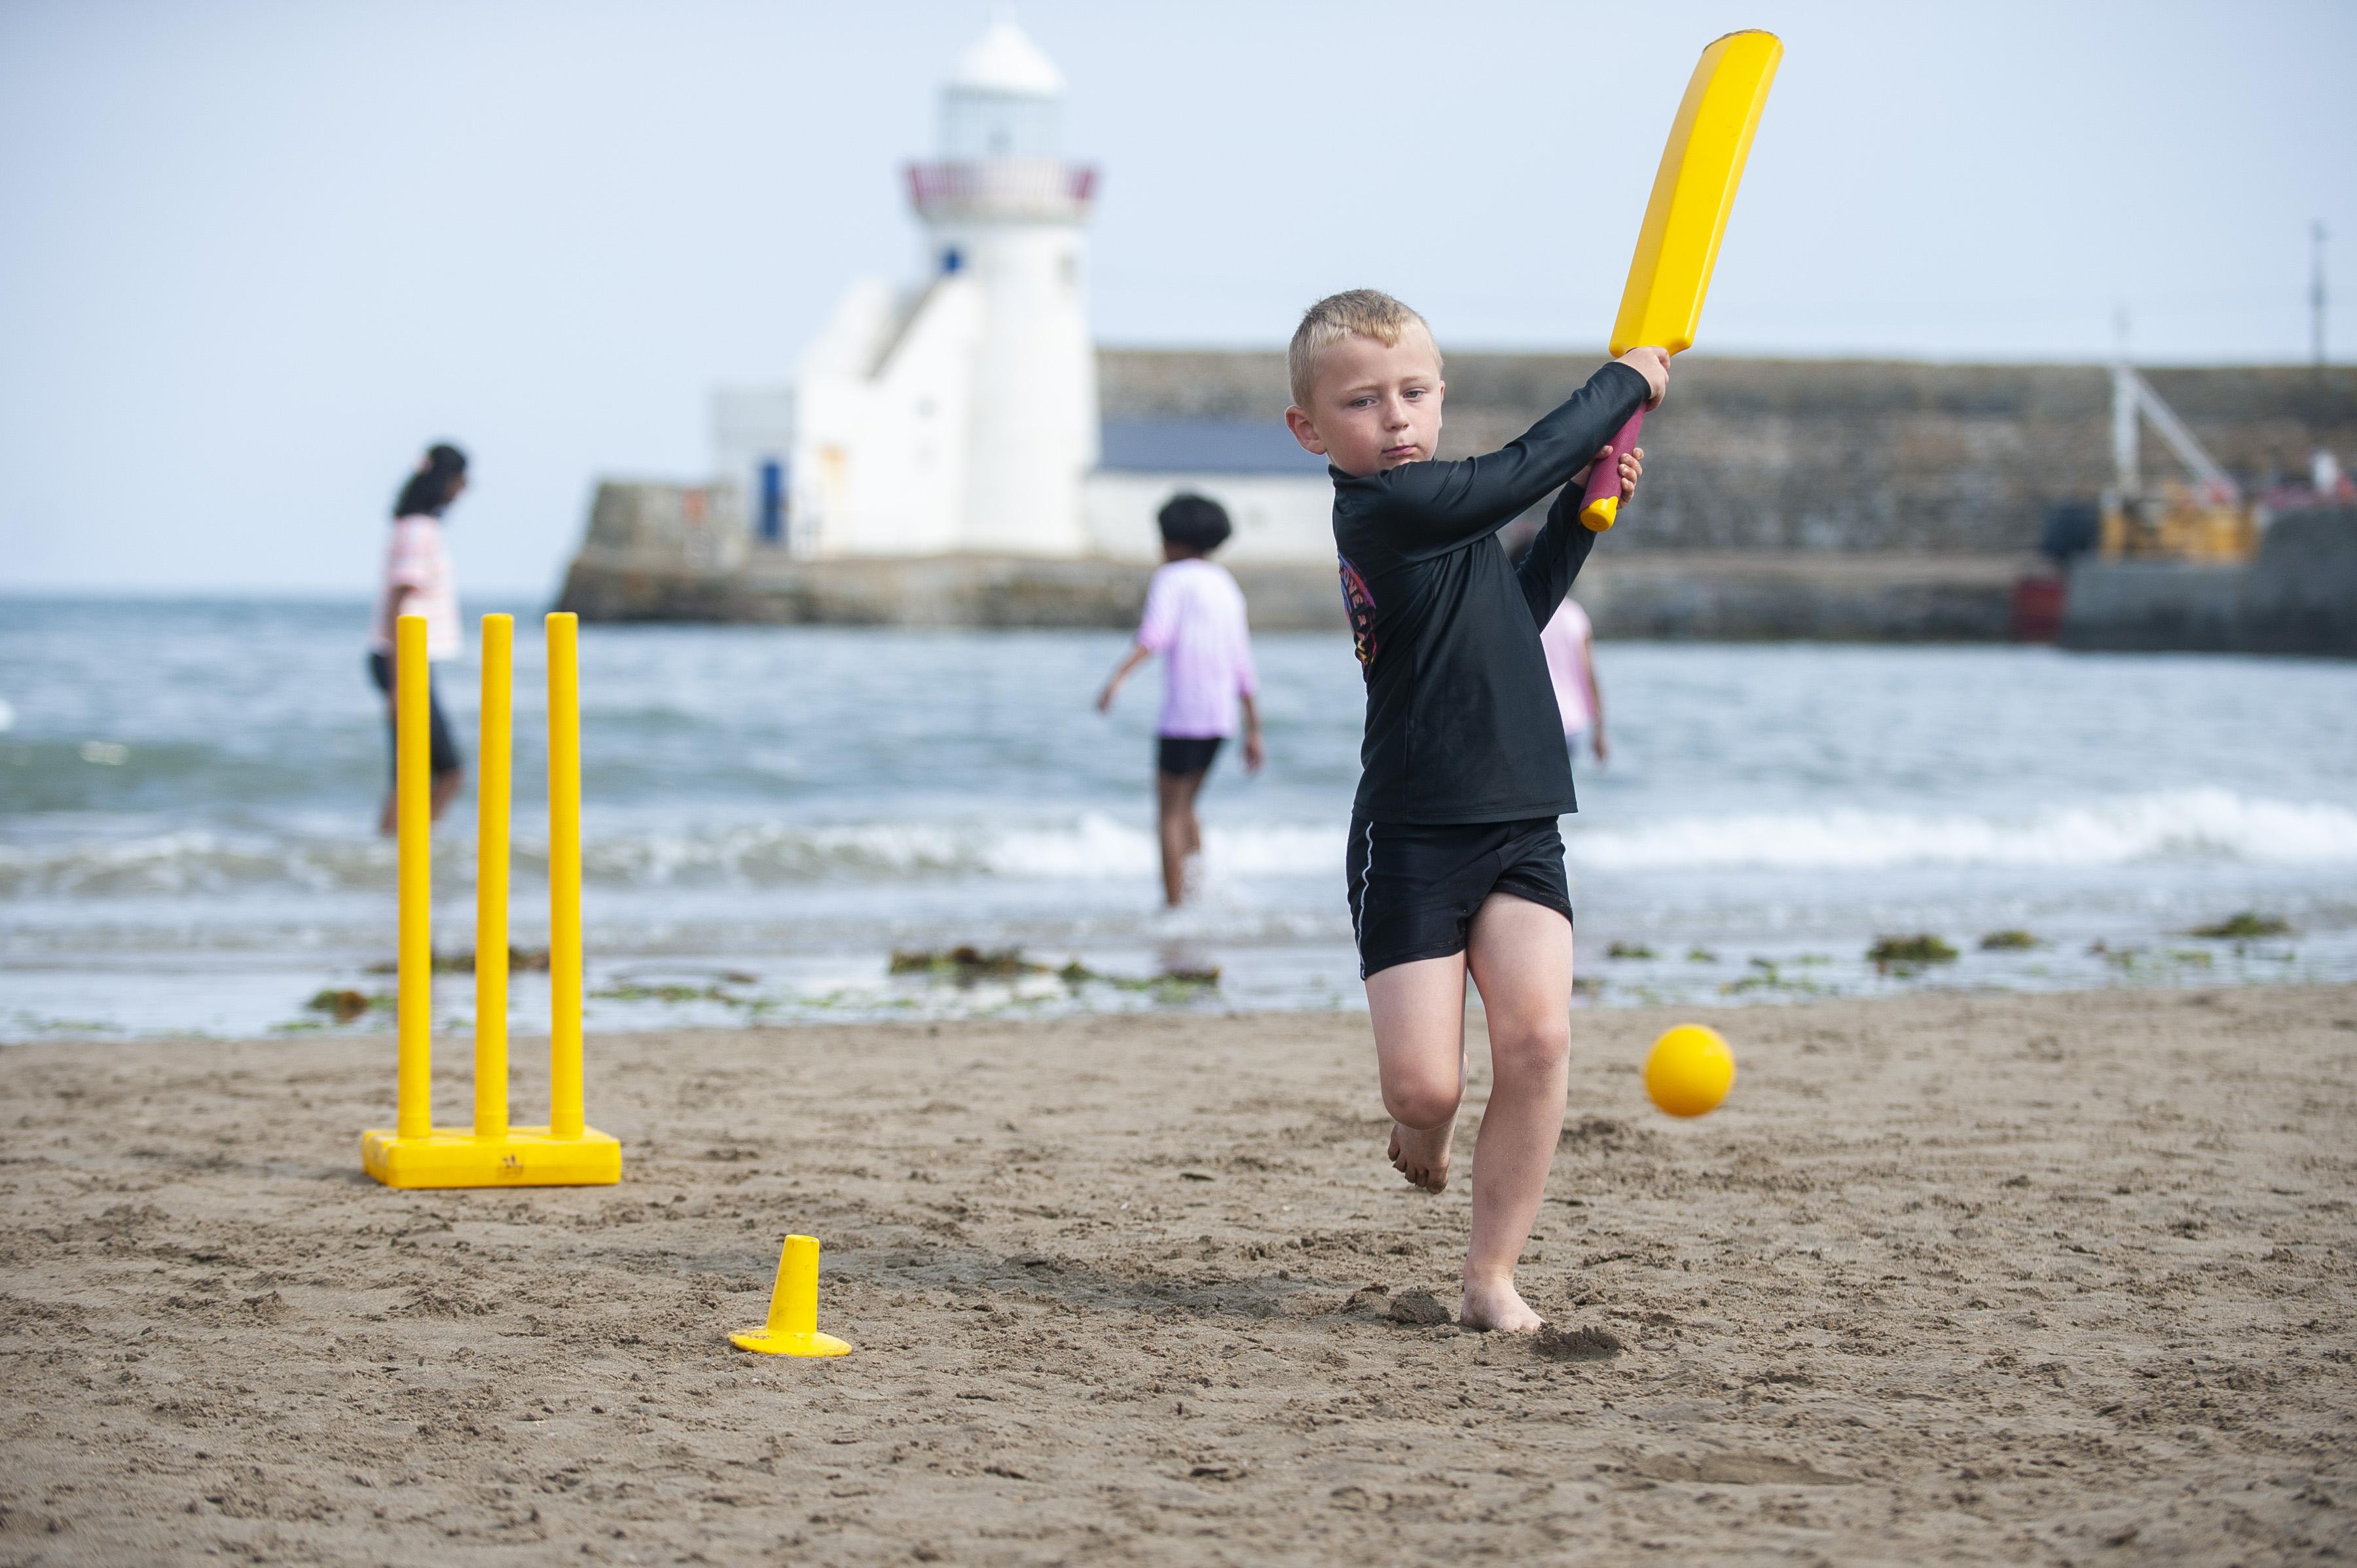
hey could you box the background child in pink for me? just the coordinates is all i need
[1539,596,1608,765]
[366,442,469,835]
[1095,494,1264,906]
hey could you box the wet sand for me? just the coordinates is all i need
[3,985,2353,1565]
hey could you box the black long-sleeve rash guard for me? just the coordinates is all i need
[1332,359,1651,824]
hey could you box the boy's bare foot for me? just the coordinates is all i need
[1458,1273,1544,1333]
[1387,1119,1453,1193]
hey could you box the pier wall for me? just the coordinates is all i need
[558,541,2037,641]
[559,354,2354,641]
[1101,351,2356,555]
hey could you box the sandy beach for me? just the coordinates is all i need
[3,985,2352,1565]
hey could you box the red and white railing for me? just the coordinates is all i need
[905,160,1099,221]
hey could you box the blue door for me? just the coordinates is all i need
[758,459,784,545]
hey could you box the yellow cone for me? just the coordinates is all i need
[731,1234,852,1357]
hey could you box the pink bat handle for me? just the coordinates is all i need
[1577,407,1647,531]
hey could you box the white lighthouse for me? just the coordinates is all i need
[751,17,1100,558]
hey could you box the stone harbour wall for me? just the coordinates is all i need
[558,545,2037,642]
[1099,351,2356,554]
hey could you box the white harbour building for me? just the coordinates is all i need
[708,18,1332,567]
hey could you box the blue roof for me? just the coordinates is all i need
[1098,418,1328,475]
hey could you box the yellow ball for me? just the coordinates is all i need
[1643,1023,1736,1118]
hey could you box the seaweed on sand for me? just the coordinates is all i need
[303,988,392,1023]
[593,981,740,1006]
[369,946,553,975]
[1719,957,1825,998]
[1054,958,1220,998]
[2187,912,2292,940]
[1867,934,1959,974]
[888,945,1046,979]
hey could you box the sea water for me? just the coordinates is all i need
[3,596,2354,1041]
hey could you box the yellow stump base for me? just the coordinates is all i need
[361,1125,622,1189]
[729,1326,854,1357]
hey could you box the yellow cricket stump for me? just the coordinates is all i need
[361,611,621,1189]
[731,1235,852,1357]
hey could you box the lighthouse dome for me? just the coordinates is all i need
[940,16,1063,160]
[949,16,1065,98]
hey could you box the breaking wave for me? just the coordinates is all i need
[4,790,2352,898]
[0,814,1336,897]
[1573,788,2357,872]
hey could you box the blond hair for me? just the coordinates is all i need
[1287,289,1436,409]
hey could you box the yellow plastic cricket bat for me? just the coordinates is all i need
[1580,29,1782,531]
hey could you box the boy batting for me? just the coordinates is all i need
[1287,30,1780,1331]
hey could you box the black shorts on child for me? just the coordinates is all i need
[1344,814,1573,979]
[367,651,461,778]
[1156,735,1224,777]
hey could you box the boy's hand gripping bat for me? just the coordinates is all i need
[1580,29,1781,531]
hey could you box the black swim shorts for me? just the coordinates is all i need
[367,650,462,779]
[1344,814,1573,979]
[1156,735,1224,777]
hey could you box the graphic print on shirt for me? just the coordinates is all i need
[1337,555,1378,675]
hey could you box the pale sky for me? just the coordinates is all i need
[2,0,2350,596]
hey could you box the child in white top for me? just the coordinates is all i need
[1096,494,1264,906]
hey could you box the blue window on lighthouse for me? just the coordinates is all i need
[940,246,964,274]
[758,459,784,545]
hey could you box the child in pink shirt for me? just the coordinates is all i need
[366,443,471,835]
[1539,596,1608,765]
[1096,494,1264,906]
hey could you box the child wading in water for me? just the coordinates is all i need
[1287,290,1666,1332]
[1096,494,1265,907]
